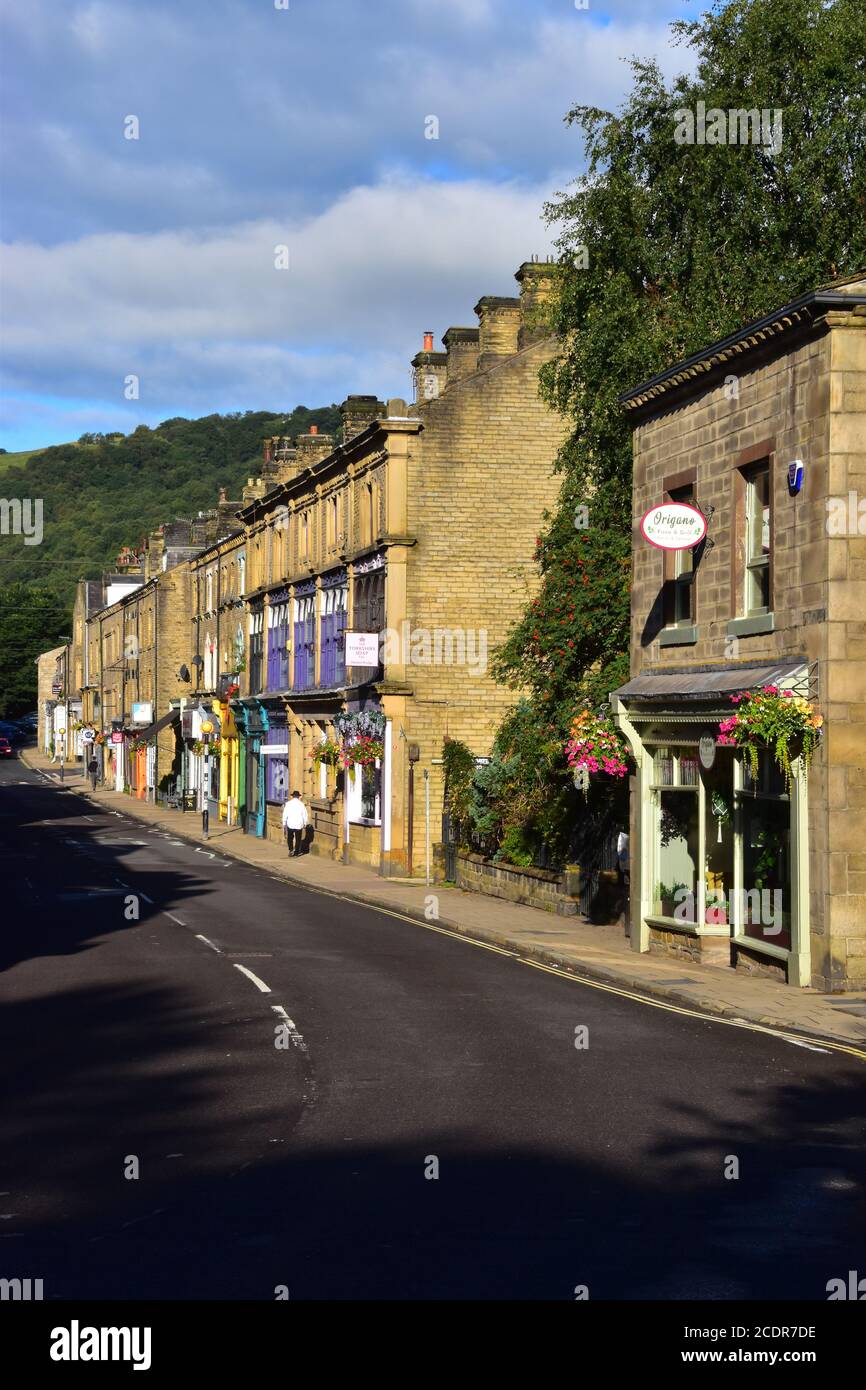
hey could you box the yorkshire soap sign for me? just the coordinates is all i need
[640,502,707,551]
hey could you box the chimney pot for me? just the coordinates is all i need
[310,424,318,435]
[423,331,434,351]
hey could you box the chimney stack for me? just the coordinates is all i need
[443,326,480,386]
[515,259,558,348]
[474,295,521,369]
[340,395,386,443]
[412,332,447,403]
[295,430,335,471]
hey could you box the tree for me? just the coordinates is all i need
[492,0,866,853]
[0,584,69,719]
[0,404,343,612]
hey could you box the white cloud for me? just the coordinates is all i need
[1,174,556,436]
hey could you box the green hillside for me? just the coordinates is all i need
[0,404,341,718]
[0,446,54,475]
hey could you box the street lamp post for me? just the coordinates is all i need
[201,717,214,840]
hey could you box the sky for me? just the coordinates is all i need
[0,0,695,451]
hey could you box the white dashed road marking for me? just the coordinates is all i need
[271,1004,309,1054]
[233,964,271,994]
[195,934,222,954]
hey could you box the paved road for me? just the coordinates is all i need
[2,760,864,1300]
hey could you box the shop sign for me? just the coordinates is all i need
[82,728,96,743]
[345,631,380,665]
[640,502,707,550]
[111,730,124,745]
[699,736,716,769]
[131,701,153,726]
[261,744,289,755]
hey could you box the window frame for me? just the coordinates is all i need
[743,461,771,616]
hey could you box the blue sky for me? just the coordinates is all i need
[0,0,694,450]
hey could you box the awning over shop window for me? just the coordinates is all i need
[136,708,181,741]
[612,661,808,703]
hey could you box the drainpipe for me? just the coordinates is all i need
[407,742,420,876]
[424,767,430,886]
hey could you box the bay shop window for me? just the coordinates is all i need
[345,760,381,826]
[613,695,809,985]
[646,735,795,950]
[263,718,289,804]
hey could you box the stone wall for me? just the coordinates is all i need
[456,852,580,916]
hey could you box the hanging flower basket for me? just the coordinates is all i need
[342,735,384,769]
[565,709,631,792]
[717,686,822,788]
[334,709,385,742]
[310,739,342,768]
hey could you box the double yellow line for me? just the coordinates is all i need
[282,877,866,1064]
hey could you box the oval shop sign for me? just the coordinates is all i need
[640,502,707,551]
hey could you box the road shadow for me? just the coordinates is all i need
[1,967,864,1300]
[0,773,220,974]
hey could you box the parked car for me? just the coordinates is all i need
[0,737,13,758]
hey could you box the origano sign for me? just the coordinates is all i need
[640,502,707,551]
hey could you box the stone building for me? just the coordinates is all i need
[235,261,566,869]
[185,528,247,825]
[73,507,238,796]
[36,645,68,756]
[612,274,866,990]
[80,567,193,794]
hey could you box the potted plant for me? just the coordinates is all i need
[717,685,822,788]
[657,881,688,918]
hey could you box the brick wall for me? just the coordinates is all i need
[400,331,566,871]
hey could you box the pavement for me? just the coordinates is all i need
[4,755,866,1300]
[20,746,866,1055]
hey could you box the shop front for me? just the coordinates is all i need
[261,701,289,842]
[214,696,241,825]
[236,699,269,837]
[612,662,811,987]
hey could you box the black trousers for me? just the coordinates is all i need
[286,827,303,856]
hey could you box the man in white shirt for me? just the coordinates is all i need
[281,790,308,856]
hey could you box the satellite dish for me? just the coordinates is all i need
[178,664,191,682]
